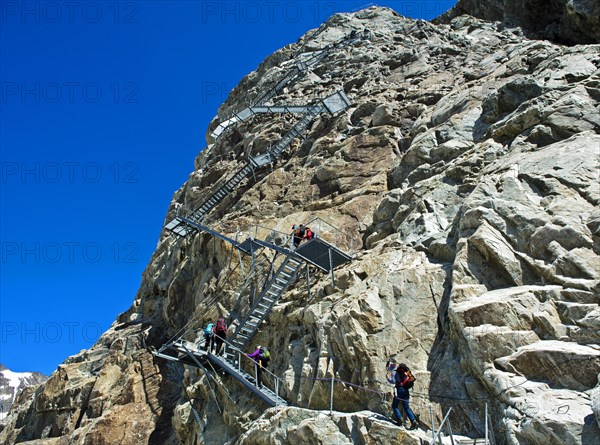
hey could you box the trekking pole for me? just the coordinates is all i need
[329,377,334,416]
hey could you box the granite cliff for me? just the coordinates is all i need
[1,4,599,445]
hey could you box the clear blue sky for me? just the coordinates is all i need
[0,1,456,375]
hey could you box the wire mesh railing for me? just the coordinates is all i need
[303,217,355,256]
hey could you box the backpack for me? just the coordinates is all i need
[304,227,314,240]
[395,364,416,389]
[204,323,214,337]
[215,318,227,336]
[259,347,270,364]
[404,369,416,389]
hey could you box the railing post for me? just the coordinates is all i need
[432,407,453,445]
[329,248,335,288]
[329,377,334,416]
[430,404,436,443]
[238,352,241,373]
[306,263,311,299]
[485,403,489,445]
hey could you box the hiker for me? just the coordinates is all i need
[213,317,227,356]
[247,345,270,388]
[292,224,305,248]
[303,225,314,241]
[202,322,215,352]
[393,363,418,430]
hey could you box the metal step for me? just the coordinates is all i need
[230,254,304,350]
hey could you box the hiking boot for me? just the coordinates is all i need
[408,421,418,430]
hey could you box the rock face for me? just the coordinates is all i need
[439,0,600,44]
[1,5,599,445]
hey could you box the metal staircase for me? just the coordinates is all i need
[154,339,287,407]
[212,31,368,140]
[229,254,303,353]
[155,219,354,409]
[165,91,351,237]
[243,29,369,114]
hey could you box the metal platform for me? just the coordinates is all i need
[295,237,352,272]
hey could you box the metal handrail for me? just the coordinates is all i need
[212,334,285,402]
[302,217,355,256]
[235,224,295,250]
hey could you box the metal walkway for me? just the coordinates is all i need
[165,91,351,237]
[154,339,287,407]
[211,90,353,139]
[211,103,321,139]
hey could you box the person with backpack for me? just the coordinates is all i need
[247,345,270,388]
[303,225,314,242]
[202,322,215,352]
[393,363,418,430]
[291,225,304,248]
[213,317,227,356]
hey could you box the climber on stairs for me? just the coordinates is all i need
[303,225,314,242]
[292,224,314,248]
[247,345,270,389]
[292,225,304,248]
[202,322,215,352]
[213,317,227,356]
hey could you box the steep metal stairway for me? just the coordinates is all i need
[165,91,351,237]
[154,339,287,407]
[245,29,369,114]
[228,253,303,353]
[169,217,254,253]
[164,163,254,237]
[212,30,369,140]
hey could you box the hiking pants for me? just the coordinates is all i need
[254,362,262,388]
[214,335,225,355]
[204,335,213,352]
[392,387,416,423]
